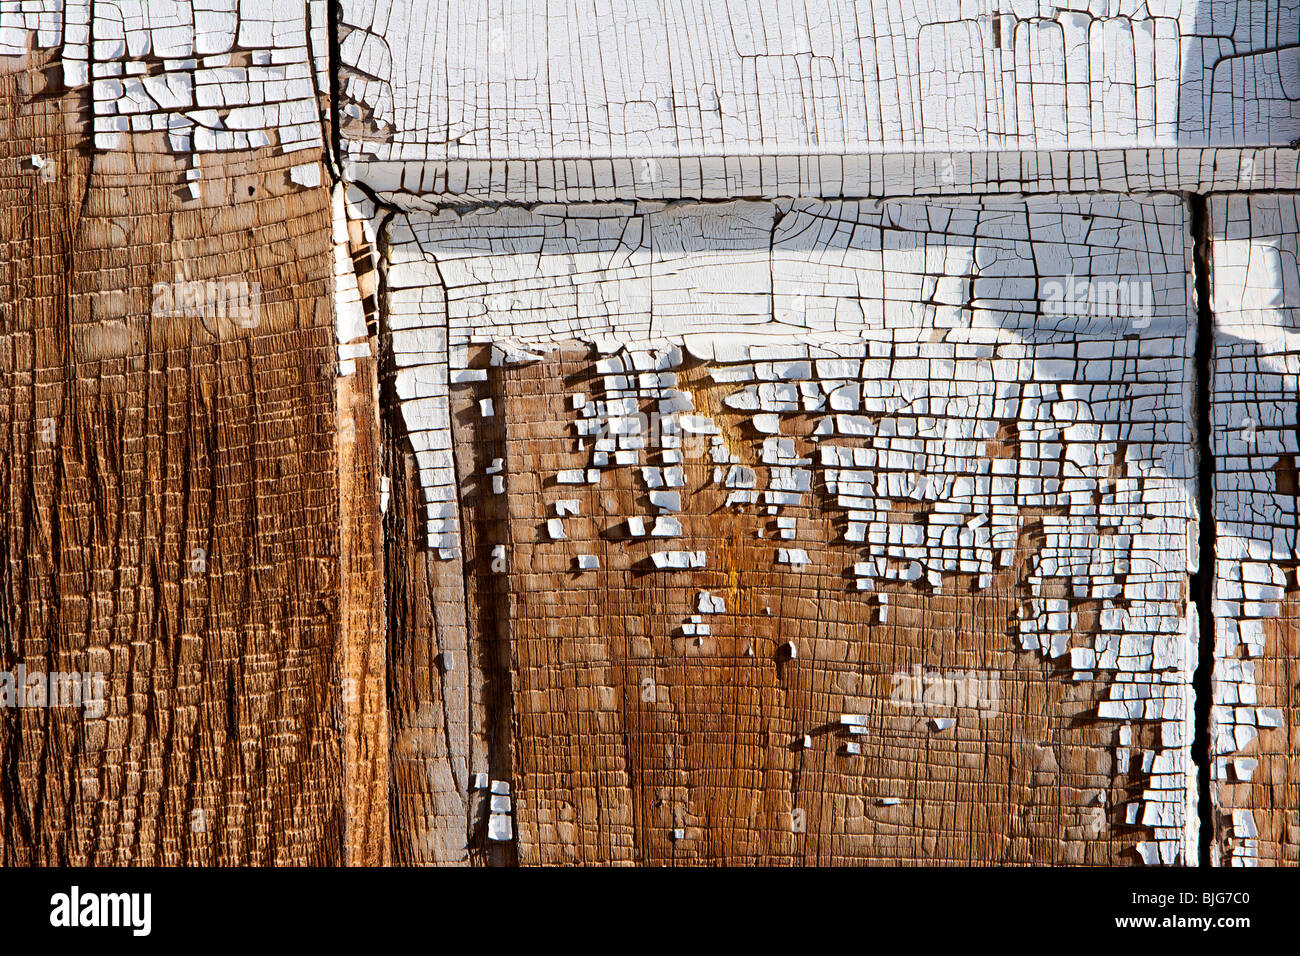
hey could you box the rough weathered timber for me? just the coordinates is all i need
[0,54,345,865]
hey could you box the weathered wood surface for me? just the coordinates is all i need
[1207,193,1300,865]
[0,49,345,865]
[337,351,388,866]
[2,0,1298,868]
[490,347,1135,865]
[378,194,1204,865]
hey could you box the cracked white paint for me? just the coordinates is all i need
[333,183,375,375]
[1209,193,1300,866]
[2,0,328,180]
[334,1,1300,200]
[384,195,1202,862]
[5,0,1293,865]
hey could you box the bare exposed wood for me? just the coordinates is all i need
[1,54,344,866]
[2,0,1299,871]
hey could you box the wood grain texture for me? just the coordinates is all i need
[2,1,1297,871]
[1207,192,1300,866]
[337,352,388,865]
[0,53,345,865]
[482,346,1153,865]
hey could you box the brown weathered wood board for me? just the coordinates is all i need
[2,1,1299,869]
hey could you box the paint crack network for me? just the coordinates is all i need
[2,0,1298,866]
